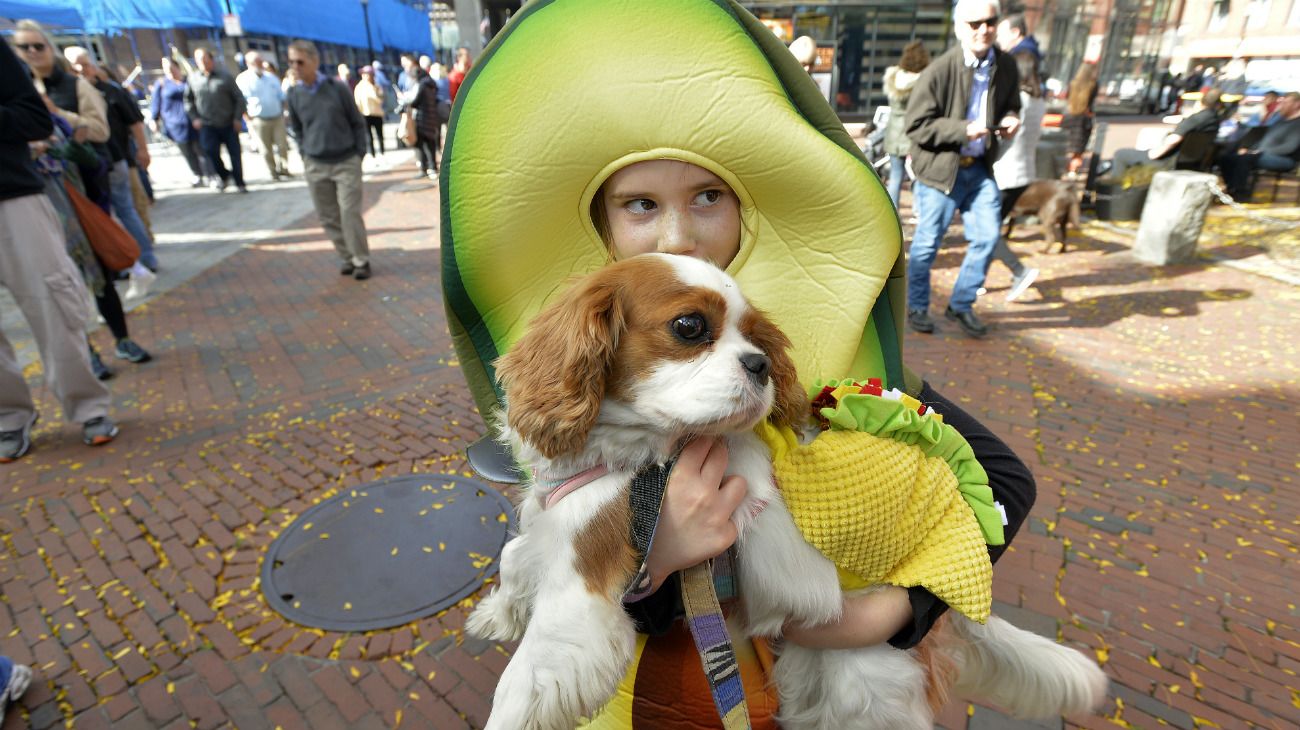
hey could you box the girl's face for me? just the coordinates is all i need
[601,160,741,267]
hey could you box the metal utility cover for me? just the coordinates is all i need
[262,475,514,632]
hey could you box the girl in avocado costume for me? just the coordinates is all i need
[442,1,1036,726]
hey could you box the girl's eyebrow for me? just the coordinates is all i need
[606,189,652,201]
[608,178,726,201]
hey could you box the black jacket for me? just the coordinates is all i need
[94,78,144,165]
[904,45,1021,193]
[0,42,52,202]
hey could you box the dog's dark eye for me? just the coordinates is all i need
[670,314,709,343]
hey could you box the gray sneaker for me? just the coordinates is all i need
[114,338,153,363]
[82,417,119,446]
[0,412,38,463]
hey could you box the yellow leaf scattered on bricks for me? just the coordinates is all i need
[343,602,352,610]
[350,667,360,678]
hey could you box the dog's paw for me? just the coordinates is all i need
[466,588,529,642]
[486,630,635,730]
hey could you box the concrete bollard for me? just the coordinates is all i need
[1133,170,1216,265]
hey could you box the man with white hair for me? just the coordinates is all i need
[904,0,1020,338]
[285,40,372,280]
[236,50,291,180]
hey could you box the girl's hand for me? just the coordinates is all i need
[642,436,747,592]
[782,585,913,649]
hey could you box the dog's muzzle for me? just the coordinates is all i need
[740,353,771,386]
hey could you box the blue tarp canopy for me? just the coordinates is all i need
[1,0,433,53]
[0,0,84,29]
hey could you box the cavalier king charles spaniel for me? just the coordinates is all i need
[467,253,1107,729]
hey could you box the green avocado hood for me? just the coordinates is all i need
[441,0,906,424]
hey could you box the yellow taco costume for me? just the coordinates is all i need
[442,1,1000,727]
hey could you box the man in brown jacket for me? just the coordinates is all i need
[904,0,1021,338]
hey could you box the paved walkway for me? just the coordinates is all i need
[1,133,1298,729]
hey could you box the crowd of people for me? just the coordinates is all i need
[0,18,477,466]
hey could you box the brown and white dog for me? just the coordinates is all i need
[467,253,1108,730]
[1006,179,1082,253]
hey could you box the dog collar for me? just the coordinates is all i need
[538,464,610,510]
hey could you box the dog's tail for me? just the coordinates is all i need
[949,615,1109,720]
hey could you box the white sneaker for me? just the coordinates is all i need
[125,263,157,300]
[1006,267,1039,302]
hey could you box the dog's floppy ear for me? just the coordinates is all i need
[744,308,806,429]
[495,273,625,459]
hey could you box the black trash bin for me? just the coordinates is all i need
[1094,180,1149,221]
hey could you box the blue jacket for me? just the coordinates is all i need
[150,77,193,142]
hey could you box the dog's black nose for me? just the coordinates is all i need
[740,353,770,385]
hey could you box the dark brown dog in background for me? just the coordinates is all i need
[1005,180,1081,253]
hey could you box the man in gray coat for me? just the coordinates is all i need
[285,40,372,280]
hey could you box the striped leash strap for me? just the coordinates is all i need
[680,560,751,730]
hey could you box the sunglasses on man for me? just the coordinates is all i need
[966,16,998,30]
[15,42,47,52]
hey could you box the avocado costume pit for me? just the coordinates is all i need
[441,0,999,726]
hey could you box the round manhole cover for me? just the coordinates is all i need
[262,475,514,631]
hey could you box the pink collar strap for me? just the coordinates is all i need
[542,464,610,510]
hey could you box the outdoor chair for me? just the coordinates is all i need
[1172,130,1218,172]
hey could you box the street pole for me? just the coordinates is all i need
[361,0,376,64]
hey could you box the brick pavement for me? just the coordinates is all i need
[2,155,1298,729]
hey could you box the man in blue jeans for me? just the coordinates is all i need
[903,0,1021,338]
[185,47,247,193]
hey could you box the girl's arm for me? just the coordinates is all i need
[783,586,913,648]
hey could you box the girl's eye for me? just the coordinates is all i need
[670,313,709,343]
[625,198,657,214]
[693,189,724,206]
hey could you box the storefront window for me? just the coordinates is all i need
[742,1,952,120]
